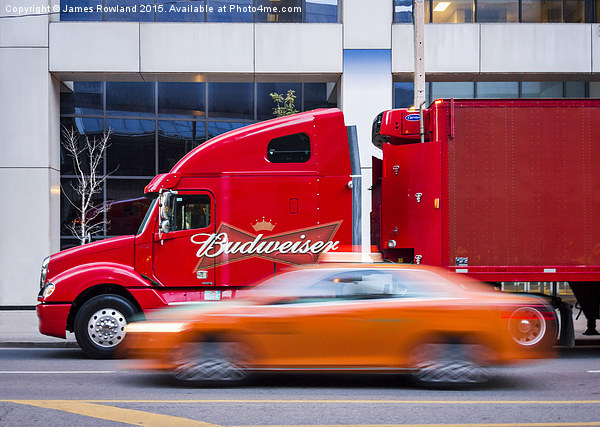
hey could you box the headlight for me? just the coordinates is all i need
[42,283,55,298]
[40,256,50,289]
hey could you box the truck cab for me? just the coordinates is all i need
[38,108,355,358]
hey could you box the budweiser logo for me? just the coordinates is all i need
[191,222,341,269]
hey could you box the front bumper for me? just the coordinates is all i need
[37,303,71,339]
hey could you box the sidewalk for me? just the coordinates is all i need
[0,309,77,348]
[0,307,598,349]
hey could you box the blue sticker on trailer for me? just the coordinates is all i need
[405,114,420,121]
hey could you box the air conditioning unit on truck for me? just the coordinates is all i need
[38,101,600,358]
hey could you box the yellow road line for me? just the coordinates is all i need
[9,399,595,404]
[8,400,219,427]
[2,399,599,427]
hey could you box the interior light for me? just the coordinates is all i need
[433,2,451,12]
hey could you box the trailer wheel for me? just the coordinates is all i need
[409,341,491,387]
[171,336,250,385]
[74,294,136,359]
[507,306,556,350]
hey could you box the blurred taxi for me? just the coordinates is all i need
[124,264,557,386]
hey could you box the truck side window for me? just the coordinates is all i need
[171,195,211,231]
[267,133,311,163]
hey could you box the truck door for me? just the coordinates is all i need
[152,191,216,287]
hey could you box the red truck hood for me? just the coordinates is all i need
[48,236,135,279]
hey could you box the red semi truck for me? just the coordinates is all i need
[38,100,600,358]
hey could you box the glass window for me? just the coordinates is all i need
[394,0,413,23]
[60,177,105,237]
[257,83,302,120]
[106,179,152,235]
[430,82,475,101]
[304,83,336,110]
[158,83,205,118]
[394,82,415,108]
[254,0,303,22]
[207,121,250,139]
[432,0,473,22]
[60,0,103,21]
[158,121,206,173]
[565,0,584,21]
[522,82,563,98]
[306,0,338,23]
[477,82,519,98]
[207,0,254,22]
[565,82,586,98]
[208,83,254,119]
[106,82,155,117]
[158,0,207,21]
[267,133,311,163]
[61,82,103,116]
[60,117,105,175]
[106,119,156,176]
[103,0,155,21]
[522,0,563,22]
[476,0,518,22]
[170,195,212,231]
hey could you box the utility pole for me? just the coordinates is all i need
[413,0,426,108]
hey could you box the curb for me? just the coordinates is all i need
[0,342,79,349]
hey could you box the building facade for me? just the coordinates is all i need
[1,0,599,305]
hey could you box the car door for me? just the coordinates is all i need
[243,269,405,369]
[152,191,216,287]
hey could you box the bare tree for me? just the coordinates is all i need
[61,127,114,245]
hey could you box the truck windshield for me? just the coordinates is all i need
[137,198,158,235]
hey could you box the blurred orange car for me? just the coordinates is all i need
[124,264,557,386]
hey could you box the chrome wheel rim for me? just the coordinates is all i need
[508,307,546,346]
[87,308,127,348]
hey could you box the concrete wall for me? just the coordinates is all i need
[392,23,599,78]
[49,22,343,80]
[0,3,60,305]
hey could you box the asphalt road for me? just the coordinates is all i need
[0,346,599,426]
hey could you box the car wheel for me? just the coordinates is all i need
[171,337,250,385]
[508,306,556,349]
[409,341,491,387]
[74,294,136,359]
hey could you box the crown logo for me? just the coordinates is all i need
[252,217,276,232]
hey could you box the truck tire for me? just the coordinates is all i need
[74,294,136,359]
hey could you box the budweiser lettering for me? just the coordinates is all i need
[191,232,337,258]
[192,222,341,268]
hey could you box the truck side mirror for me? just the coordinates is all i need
[160,219,170,234]
[159,192,171,220]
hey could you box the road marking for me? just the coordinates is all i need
[1,400,598,427]
[0,371,115,374]
[7,400,219,427]
[587,370,600,373]
[44,399,600,404]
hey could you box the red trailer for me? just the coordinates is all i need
[371,99,600,339]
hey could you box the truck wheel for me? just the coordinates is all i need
[409,341,490,387]
[171,337,250,385]
[507,306,557,350]
[74,294,136,359]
